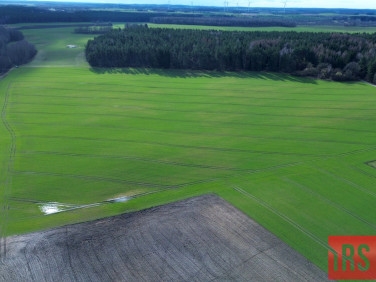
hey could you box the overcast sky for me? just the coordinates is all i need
[16,0,376,9]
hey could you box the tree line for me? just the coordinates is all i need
[86,27,376,82]
[74,24,113,34]
[151,17,296,28]
[0,26,37,74]
[0,6,198,24]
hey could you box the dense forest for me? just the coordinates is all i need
[2,5,376,28]
[0,26,36,74]
[151,17,296,27]
[86,27,376,82]
[0,6,198,24]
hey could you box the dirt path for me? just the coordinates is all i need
[0,195,328,281]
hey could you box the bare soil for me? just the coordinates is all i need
[0,194,328,281]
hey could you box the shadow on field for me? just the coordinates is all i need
[90,67,318,84]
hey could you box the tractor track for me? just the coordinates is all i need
[10,110,376,134]
[9,97,376,121]
[0,83,15,260]
[283,177,376,230]
[12,121,373,146]
[14,89,376,104]
[18,134,329,157]
[11,97,376,113]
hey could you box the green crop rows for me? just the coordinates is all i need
[0,26,375,273]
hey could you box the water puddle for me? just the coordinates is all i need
[38,196,131,215]
[107,196,130,203]
[38,202,77,215]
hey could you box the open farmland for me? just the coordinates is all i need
[0,26,376,275]
[0,195,327,281]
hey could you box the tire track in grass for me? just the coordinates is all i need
[315,167,376,198]
[10,97,376,121]
[12,121,373,146]
[17,150,376,181]
[232,186,335,254]
[234,184,376,279]
[16,134,376,165]
[12,117,376,137]
[0,83,15,260]
[15,78,330,88]
[11,110,376,134]
[19,150,249,172]
[7,188,184,219]
[282,177,376,230]
[15,75,354,87]
[12,170,219,189]
[11,84,328,95]
[14,90,376,105]
[18,134,327,157]
[332,146,376,157]
[16,150,310,184]
[11,98,376,113]
[19,134,376,159]
[351,165,376,179]
[15,82,375,97]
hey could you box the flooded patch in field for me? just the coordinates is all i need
[38,196,132,215]
[107,196,130,203]
[38,202,77,215]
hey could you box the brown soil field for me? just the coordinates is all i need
[0,194,328,281]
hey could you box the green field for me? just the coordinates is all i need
[16,27,93,67]
[1,26,376,274]
[148,23,376,33]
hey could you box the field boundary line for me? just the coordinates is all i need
[0,83,15,260]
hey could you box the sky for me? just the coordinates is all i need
[15,0,376,9]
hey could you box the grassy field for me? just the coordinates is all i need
[1,26,376,274]
[16,27,92,67]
